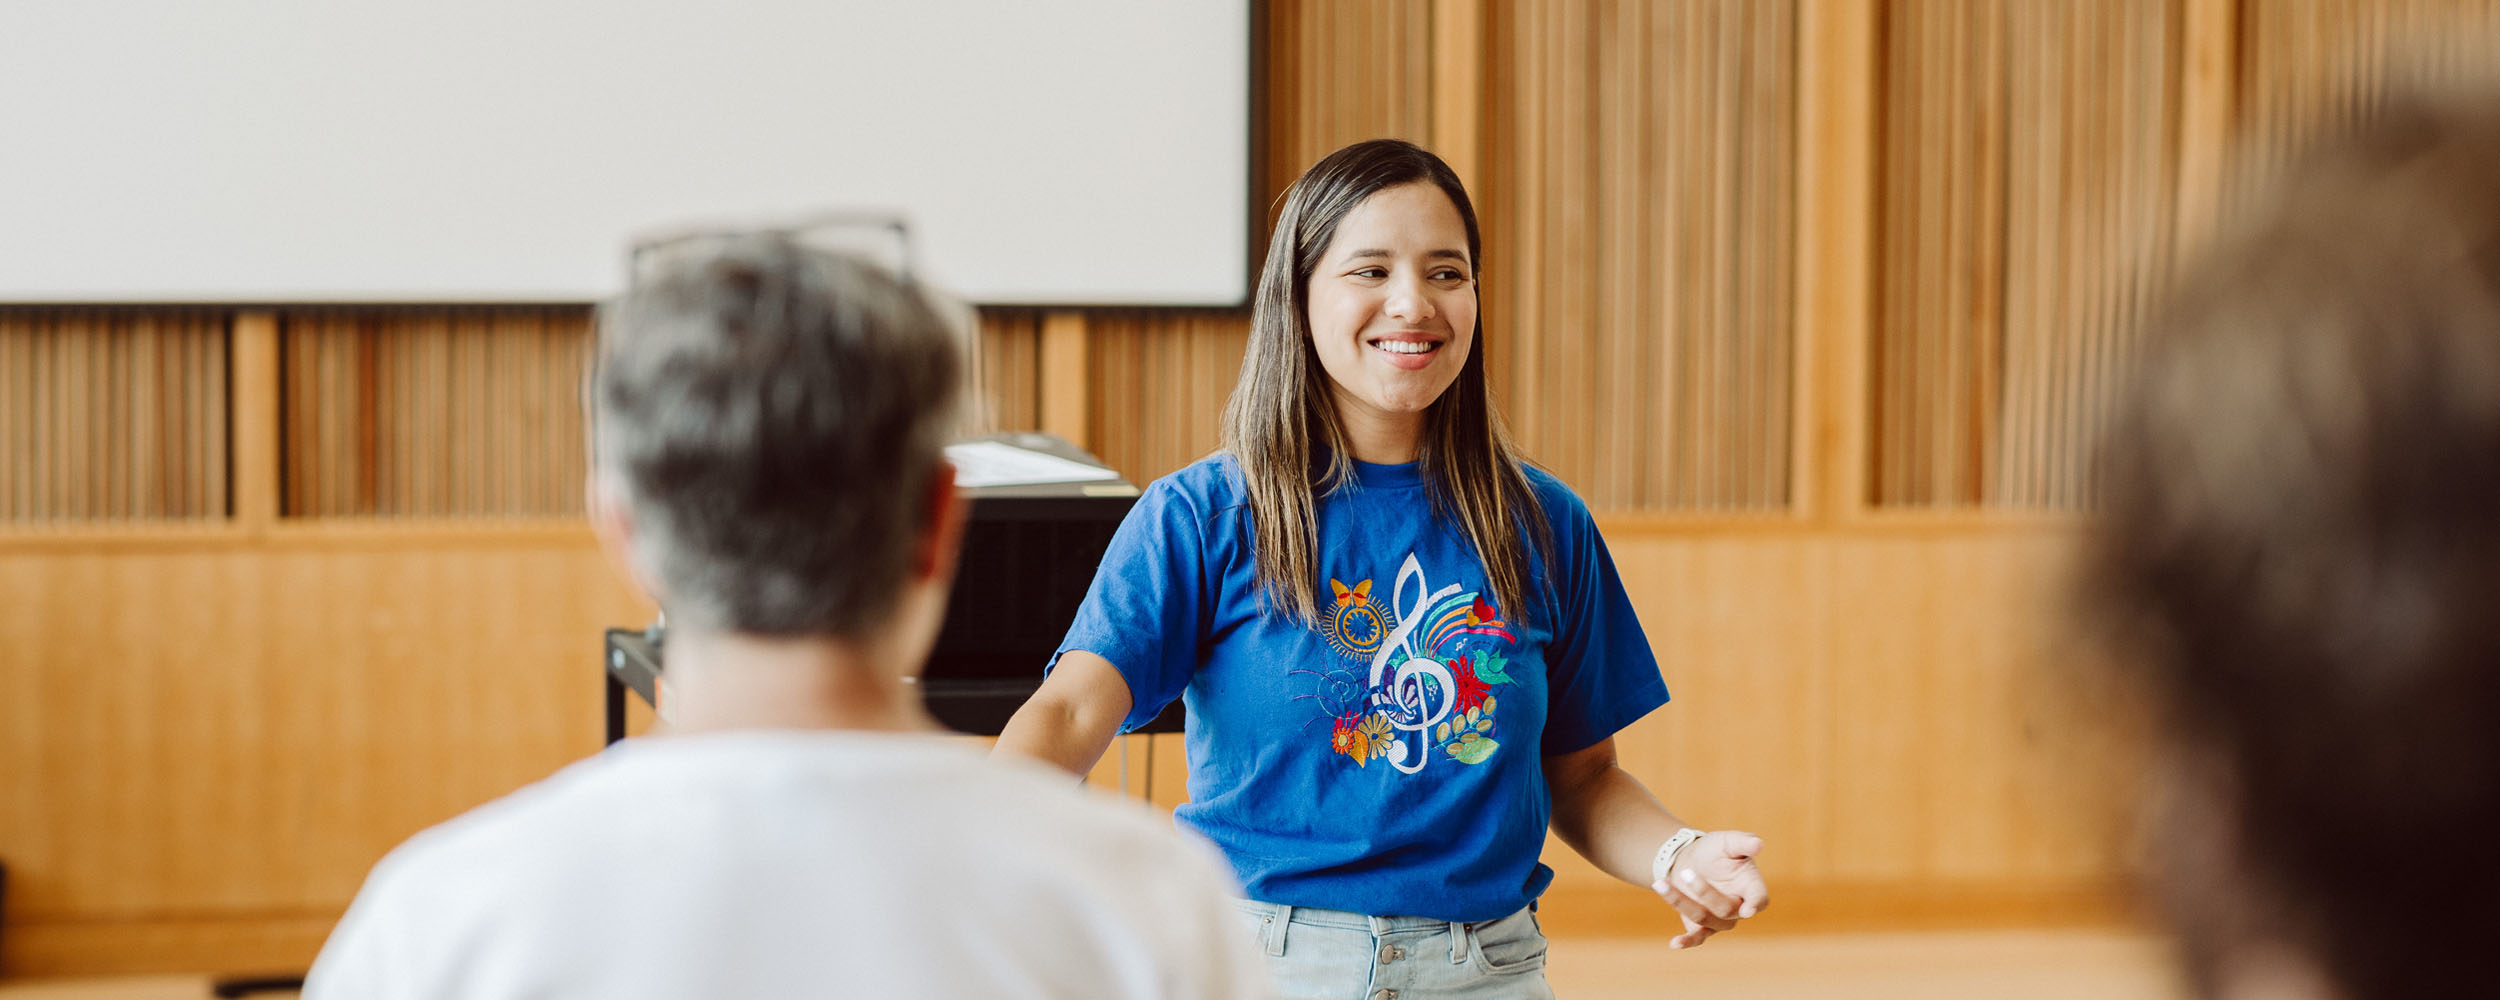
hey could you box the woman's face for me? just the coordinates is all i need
[1305,181,1477,443]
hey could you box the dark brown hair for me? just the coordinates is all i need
[1220,138,1547,624]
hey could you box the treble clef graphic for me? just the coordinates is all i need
[1367,554,1460,774]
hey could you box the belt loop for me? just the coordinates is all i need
[1449,920,1470,964]
[1266,904,1293,957]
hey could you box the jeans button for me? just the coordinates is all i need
[1379,943,1405,963]
[1370,991,1398,1000]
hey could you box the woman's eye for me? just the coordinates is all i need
[1350,267,1389,279]
[1433,269,1468,282]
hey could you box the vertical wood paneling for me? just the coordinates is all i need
[1872,0,2178,510]
[1485,0,1796,512]
[0,310,230,523]
[976,309,1044,433]
[1086,312,1248,483]
[1084,0,1432,486]
[277,309,590,519]
[2236,0,2500,215]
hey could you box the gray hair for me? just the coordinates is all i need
[592,233,962,636]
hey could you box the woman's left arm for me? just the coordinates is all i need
[1546,737,1769,948]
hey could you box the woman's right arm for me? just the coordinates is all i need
[992,649,1136,778]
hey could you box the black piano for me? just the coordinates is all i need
[603,433,1182,741]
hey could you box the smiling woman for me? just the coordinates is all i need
[995,139,1773,1000]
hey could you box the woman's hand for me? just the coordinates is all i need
[1651,831,1768,949]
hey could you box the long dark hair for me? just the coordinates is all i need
[1219,138,1548,624]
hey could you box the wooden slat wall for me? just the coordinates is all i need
[976,310,1043,434]
[1083,312,1248,482]
[1484,0,1796,511]
[0,310,229,523]
[2235,0,2500,213]
[278,310,590,519]
[1089,0,1803,507]
[1081,0,1434,485]
[1871,0,2179,510]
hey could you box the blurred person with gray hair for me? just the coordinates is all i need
[305,232,1268,999]
[2086,94,2500,999]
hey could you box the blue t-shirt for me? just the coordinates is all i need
[1054,454,1668,922]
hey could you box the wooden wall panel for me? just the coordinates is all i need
[0,525,2137,973]
[279,310,590,519]
[1083,313,1248,485]
[1484,0,1797,511]
[1081,0,1437,487]
[1537,525,2144,934]
[0,310,228,523]
[0,534,652,975]
[2234,0,2500,213]
[975,309,1043,434]
[1872,0,2179,510]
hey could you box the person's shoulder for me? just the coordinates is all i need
[1149,452,1249,509]
[1130,453,1251,538]
[379,751,634,871]
[1517,461,1593,524]
[337,751,629,923]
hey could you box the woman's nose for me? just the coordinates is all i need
[1384,277,1435,323]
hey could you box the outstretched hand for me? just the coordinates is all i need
[1650,830,1768,949]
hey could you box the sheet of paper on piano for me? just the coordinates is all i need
[943,439,1124,488]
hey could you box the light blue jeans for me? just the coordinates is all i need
[1229,898,1556,1000]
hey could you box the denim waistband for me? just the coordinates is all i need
[1229,898,1531,932]
[1229,898,1535,964]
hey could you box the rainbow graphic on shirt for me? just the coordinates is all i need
[1297,553,1519,774]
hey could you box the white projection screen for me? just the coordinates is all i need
[0,1,1253,306]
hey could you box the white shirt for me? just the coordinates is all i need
[305,731,1270,999]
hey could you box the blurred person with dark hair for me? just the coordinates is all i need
[2086,95,2500,999]
[304,234,1268,998]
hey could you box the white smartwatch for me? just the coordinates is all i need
[1652,827,1706,886]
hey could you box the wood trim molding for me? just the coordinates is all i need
[229,311,282,531]
[1037,310,1091,451]
[1793,0,1878,523]
[2173,0,2240,261]
[1430,0,1485,192]
[1536,878,2142,940]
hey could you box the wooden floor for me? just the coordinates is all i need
[0,929,2188,999]
[1547,929,2188,999]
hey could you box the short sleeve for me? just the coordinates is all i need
[1536,490,1670,757]
[1053,475,1214,732]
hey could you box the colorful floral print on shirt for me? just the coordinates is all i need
[1300,553,1519,773]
